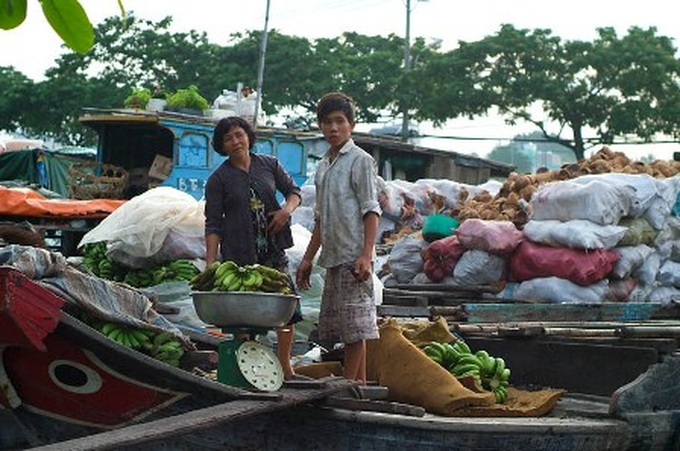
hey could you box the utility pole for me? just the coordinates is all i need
[400,0,412,143]
[253,0,271,128]
[400,0,428,142]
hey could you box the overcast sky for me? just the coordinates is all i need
[2,0,679,159]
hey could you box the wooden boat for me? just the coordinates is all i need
[0,266,354,449]
[2,267,679,450]
[21,357,680,451]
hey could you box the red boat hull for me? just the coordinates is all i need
[0,265,243,442]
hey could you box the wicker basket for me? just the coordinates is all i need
[69,161,128,200]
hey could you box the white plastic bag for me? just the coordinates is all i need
[79,187,206,268]
[523,219,626,250]
[452,249,506,286]
[387,236,428,284]
[530,179,634,226]
[512,277,609,304]
[610,244,654,280]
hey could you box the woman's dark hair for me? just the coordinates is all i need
[212,116,257,155]
[316,92,356,124]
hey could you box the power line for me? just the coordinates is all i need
[416,133,680,146]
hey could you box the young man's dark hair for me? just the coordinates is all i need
[316,91,356,124]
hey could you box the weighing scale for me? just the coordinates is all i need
[191,290,299,392]
[216,327,284,391]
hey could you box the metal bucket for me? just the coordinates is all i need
[191,291,298,328]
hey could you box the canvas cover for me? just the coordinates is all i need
[0,149,84,198]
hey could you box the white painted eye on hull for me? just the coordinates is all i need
[48,359,103,394]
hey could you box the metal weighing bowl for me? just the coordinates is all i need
[191,291,299,329]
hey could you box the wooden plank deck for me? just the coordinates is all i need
[29,376,357,451]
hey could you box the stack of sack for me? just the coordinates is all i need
[385,155,680,305]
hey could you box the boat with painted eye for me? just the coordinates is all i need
[0,265,353,449]
[1,263,679,451]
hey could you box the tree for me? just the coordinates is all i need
[200,30,407,123]
[18,14,222,144]
[416,25,680,160]
[7,16,680,156]
[0,66,33,132]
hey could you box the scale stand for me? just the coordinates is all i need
[217,327,284,391]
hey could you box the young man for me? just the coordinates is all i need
[296,92,381,382]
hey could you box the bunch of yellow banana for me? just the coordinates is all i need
[100,322,154,349]
[149,331,185,367]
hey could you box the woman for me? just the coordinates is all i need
[204,116,303,379]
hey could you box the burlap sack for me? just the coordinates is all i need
[295,361,344,379]
[367,319,495,415]
[452,387,566,417]
[399,316,456,348]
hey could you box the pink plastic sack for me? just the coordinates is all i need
[456,218,523,256]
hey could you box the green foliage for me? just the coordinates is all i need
[40,0,94,54]
[3,12,679,157]
[123,87,151,108]
[0,0,27,29]
[0,66,33,132]
[166,85,209,111]
[425,24,680,159]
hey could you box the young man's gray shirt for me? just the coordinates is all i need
[314,139,381,268]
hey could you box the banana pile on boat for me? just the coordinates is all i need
[97,322,185,367]
[422,340,511,403]
[122,259,200,287]
[82,241,200,288]
[191,260,293,294]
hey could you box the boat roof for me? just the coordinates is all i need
[79,108,323,142]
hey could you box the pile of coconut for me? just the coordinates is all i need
[455,146,680,227]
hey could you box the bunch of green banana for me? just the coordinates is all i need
[190,261,293,293]
[422,340,511,403]
[190,262,220,291]
[422,339,471,369]
[214,261,265,292]
[99,321,154,349]
[247,264,293,294]
[166,259,200,282]
[122,260,200,288]
[123,268,156,287]
[148,331,185,367]
[83,242,126,281]
[83,241,107,275]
